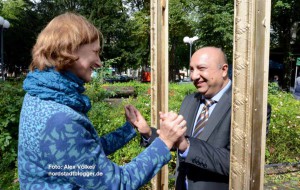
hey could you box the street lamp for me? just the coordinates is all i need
[183,36,199,76]
[0,16,10,80]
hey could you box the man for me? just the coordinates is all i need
[174,46,231,189]
[141,46,271,189]
[141,47,230,189]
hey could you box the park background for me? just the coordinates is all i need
[0,0,299,189]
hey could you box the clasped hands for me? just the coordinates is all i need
[125,105,189,151]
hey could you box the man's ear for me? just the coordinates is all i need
[222,64,228,77]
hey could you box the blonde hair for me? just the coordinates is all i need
[30,12,102,72]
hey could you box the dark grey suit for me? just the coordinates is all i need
[175,86,232,190]
[141,86,232,190]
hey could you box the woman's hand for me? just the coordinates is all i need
[124,105,152,138]
[157,112,187,149]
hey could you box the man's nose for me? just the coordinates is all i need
[190,70,200,81]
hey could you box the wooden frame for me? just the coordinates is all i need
[150,0,271,189]
[150,0,169,189]
[230,0,271,189]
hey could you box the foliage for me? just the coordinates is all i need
[89,100,146,164]
[271,0,300,48]
[0,169,19,190]
[1,0,300,92]
[169,0,194,81]
[87,82,195,181]
[0,0,39,74]
[268,82,281,94]
[266,89,300,164]
[169,83,196,112]
[264,171,300,189]
[0,81,24,173]
[0,80,299,188]
[84,82,113,103]
[0,0,235,81]
[1,0,300,188]
[270,0,300,90]
[188,0,234,63]
[85,66,119,103]
[125,0,151,68]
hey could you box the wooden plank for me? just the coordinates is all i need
[230,0,271,189]
[150,0,169,189]
[250,1,271,189]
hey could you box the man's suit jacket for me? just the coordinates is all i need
[175,86,232,190]
[141,86,232,190]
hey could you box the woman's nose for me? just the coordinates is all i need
[95,58,102,68]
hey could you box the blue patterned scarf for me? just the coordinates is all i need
[23,68,91,114]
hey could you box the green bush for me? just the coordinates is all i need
[0,80,299,189]
[0,81,24,172]
[266,90,300,163]
[87,83,152,164]
[0,80,24,189]
[268,82,281,95]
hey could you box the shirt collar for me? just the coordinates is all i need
[201,80,232,103]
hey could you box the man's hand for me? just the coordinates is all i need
[157,112,187,149]
[124,105,152,138]
[175,136,190,152]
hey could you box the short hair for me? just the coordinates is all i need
[215,47,228,69]
[30,12,102,72]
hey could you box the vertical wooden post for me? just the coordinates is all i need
[230,0,271,189]
[150,0,169,189]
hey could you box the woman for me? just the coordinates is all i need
[18,12,186,190]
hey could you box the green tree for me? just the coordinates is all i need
[82,0,134,73]
[1,0,39,75]
[188,0,234,63]
[122,0,195,81]
[270,0,300,90]
[122,0,151,71]
[169,0,193,81]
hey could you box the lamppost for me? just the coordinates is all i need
[183,36,199,76]
[0,16,10,80]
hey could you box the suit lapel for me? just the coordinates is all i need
[188,100,200,136]
[181,93,201,136]
[198,87,232,141]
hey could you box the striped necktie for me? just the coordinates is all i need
[192,99,215,138]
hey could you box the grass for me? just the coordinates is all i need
[1,81,299,189]
[2,169,299,189]
[264,171,300,190]
[0,169,19,190]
